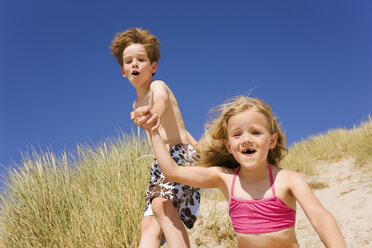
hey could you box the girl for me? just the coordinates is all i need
[133,96,346,248]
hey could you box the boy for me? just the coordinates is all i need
[110,28,200,248]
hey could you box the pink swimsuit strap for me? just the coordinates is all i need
[231,162,275,198]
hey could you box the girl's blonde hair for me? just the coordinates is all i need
[196,96,287,168]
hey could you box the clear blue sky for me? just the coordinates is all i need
[1,0,371,170]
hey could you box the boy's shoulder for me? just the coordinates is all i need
[150,80,168,89]
[150,80,173,97]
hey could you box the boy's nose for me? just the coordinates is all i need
[132,59,139,67]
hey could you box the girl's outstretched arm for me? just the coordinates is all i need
[149,130,222,189]
[288,171,346,248]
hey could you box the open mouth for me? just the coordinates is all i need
[132,71,140,76]
[242,148,256,155]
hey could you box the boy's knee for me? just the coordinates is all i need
[141,216,161,236]
[139,217,162,247]
[151,197,175,217]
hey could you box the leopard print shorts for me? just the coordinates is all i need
[143,143,201,229]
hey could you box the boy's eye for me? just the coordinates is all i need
[125,60,132,64]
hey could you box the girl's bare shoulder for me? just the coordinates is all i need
[273,166,301,179]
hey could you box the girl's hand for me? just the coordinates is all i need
[130,106,160,132]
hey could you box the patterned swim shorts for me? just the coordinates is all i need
[143,143,201,229]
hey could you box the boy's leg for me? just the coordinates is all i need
[138,216,162,248]
[151,197,190,248]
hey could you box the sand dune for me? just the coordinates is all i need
[296,158,372,247]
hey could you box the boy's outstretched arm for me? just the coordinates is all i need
[131,81,168,131]
[150,80,169,118]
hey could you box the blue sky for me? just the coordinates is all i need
[1,0,371,170]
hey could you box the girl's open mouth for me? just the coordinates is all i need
[242,148,256,155]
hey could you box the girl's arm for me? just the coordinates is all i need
[288,171,346,248]
[149,130,222,189]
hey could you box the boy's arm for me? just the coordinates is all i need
[289,171,346,248]
[150,80,169,118]
[131,81,168,131]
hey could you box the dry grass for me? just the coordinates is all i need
[280,116,372,175]
[0,133,151,248]
[188,192,236,248]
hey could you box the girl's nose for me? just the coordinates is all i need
[241,133,252,144]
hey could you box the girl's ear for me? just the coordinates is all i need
[120,66,126,78]
[269,133,278,149]
[151,62,158,74]
[224,139,232,154]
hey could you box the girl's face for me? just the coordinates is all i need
[224,109,278,169]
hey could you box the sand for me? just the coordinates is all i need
[187,157,372,247]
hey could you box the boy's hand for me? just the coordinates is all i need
[130,106,160,132]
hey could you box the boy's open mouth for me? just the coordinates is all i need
[242,148,256,155]
[132,71,140,76]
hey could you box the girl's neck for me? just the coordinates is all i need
[238,161,269,183]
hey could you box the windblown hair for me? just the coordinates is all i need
[110,27,161,66]
[196,96,287,168]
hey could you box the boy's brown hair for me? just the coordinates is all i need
[110,27,161,66]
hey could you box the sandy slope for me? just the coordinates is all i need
[186,157,372,247]
[296,158,372,247]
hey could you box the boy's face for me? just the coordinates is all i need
[121,44,157,88]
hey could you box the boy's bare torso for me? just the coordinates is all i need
[133,81,191,151]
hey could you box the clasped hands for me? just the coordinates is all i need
[130,106,160,132]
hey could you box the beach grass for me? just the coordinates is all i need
[0,133,151,248]
[280,116,372,175]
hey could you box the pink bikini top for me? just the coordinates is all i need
[229,163,296,234]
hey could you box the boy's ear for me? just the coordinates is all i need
[269,133,278,149]
[120,66,126,78]
[224,139,232,154]
[151,62,158,74]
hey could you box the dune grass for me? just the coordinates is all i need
[0,133,151,248]
[0,117,371,247]
[280,116,372,175]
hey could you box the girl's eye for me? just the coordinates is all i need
[252,131,261,135]
[232,133,241,137]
